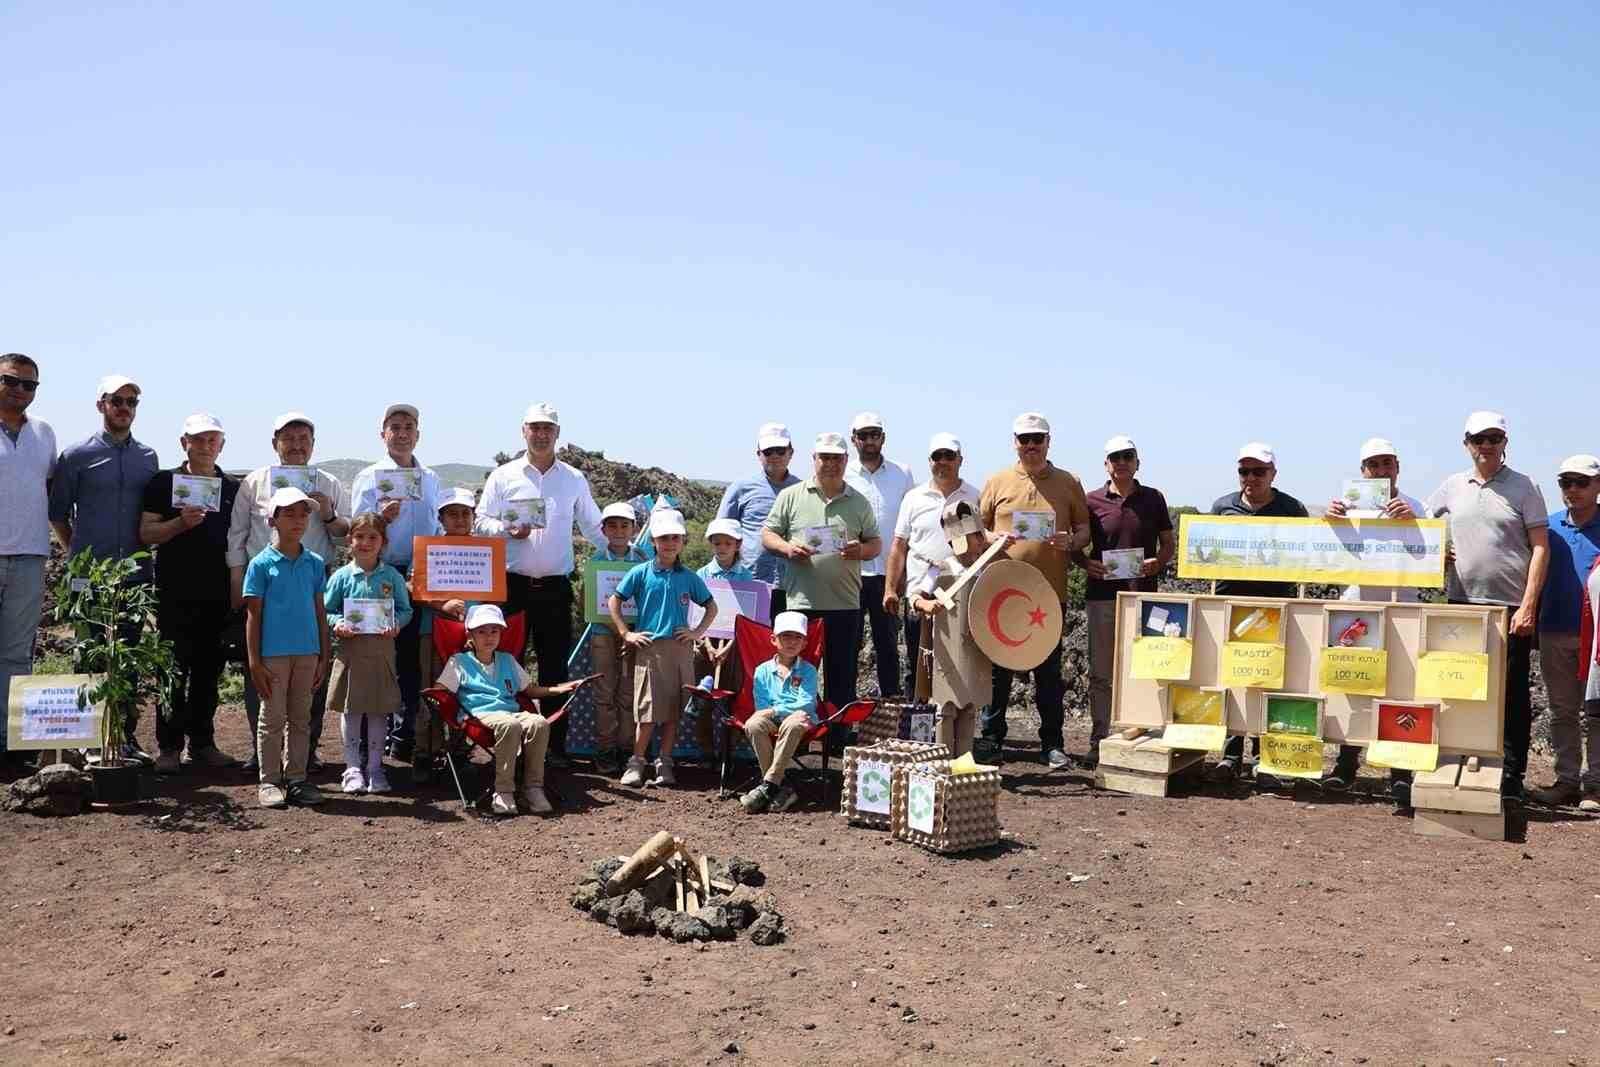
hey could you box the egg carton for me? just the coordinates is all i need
[891,759,1003,854]
[857,700,940,746]
[840,739,951,829]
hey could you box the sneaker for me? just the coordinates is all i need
[1322,763,1358,792]
[187,745,240,768]
[366,770,392,795]
[519,786,554,814]
[385,739,414,763]
[490,791,518,817]
[121,742,155,766]
[620,756,648,787]
[1044,748,1069,769]
[1390,779,1412,810]
[1255,770,1284,792]
[242,752,260,773]
[769,785,798,812]
[740,782,776,814]
[1579,790,1600,813]
[341,767,366,794]
[286,780,324,806]
[154,750,183,774]
[258,783,288,809]
[1527,781,1582,807]
[973,738,1003,763]
[1209,758,1238,784]
[654,757,676,786]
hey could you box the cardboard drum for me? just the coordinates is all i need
[968,559,1063,671]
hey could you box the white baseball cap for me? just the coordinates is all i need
[1558,454,1600,477]
[97,374,140,399]
[1464,411,1507,436]
[601,501,638,524]
[706,517,743,541]
[756,422,792,450]
[813,432,848,455]
[1359,437,1399,462]
[267,487,312,513]
[928,432,962,456]
[1237,442,1275,464]
[1012,412,1050,435]
[773,610,808,636]
[850,411,885,432]
[649,510,687,538]
[272,411,316,434]
[465,604,507,631]
[1104,434,1137,456]
[383,403,419,424]
[182,413,224,436]
[523,402,559,426]
[437,487,476,512]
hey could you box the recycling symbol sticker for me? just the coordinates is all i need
[856,760,892,814]
[907,775,936,833]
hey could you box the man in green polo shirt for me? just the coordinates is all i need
[763,432,882,715]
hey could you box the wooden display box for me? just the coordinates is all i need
[1420,609,1489,654]
[1138,597,1193,639]
[1324,605,1386,651]
[1095,732,1206,797]
[1411,755,1505,841]
[1227,601,1286,646]
[840,739,950,829]
[891,759,1002,853]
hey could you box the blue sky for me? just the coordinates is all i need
[5,2,1596,508]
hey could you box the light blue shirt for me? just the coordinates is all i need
[596,544,648,563]
[752,656,820,724]
[243,544,327,658]
[717,472,800,585]
[350,458,442,567]
[48,430,161,577]
[698,560,755,582]
[614,560,713,640]
[440,650,529,717]
[324,560,414,631]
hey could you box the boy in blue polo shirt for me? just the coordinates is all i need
[243,487,331,809]
[608,511,718,788]
[694,517,755,750]
[740,610,821,814]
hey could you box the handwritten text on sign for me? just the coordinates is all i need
[1415,651,1489,701]
[1318,647,1388,696]
[1163,722,1226,752]
[1220,642,1285,689]
[1366,739,1439,773]
[1258,732,1324,779]
[1130,637,1192,681]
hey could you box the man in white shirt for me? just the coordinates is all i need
[884,433,980,699]
[475,402,604,757]
[844,412,915,699]
[350,403,441,762]
[0,354,55,763]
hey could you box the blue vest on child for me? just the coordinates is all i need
[451,651,523,716]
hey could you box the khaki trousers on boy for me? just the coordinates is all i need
[589,628,636,748]
[745,710,811,785]
[259,654,319,783]
[476,711,550,792]
[937,702,977,758]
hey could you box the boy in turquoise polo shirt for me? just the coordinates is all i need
[591,501,649,775]
[608,510,718,788]
[243,487,331,809]
[694,517,754,750]
[409,487,478,784]
[740,610,821,813]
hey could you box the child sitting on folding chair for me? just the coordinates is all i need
[434,604,582,816]
[408,487,478,785]
[740,611,821,813]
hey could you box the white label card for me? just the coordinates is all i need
[1102,548,1143,581]
[907,773,937,834]
[855,759,892,814]
[171,474,223,512]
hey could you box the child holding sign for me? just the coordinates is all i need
[590,501,648,775]
[408,487,478,784]
[694,517,754,751]
[324,512,414,795]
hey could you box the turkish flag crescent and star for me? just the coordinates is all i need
[967,559,1064,671]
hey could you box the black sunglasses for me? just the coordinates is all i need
[929,450,959,462]
[1238,466,1272,478]
[853,428,883,440]
[1559,475,1593,489]
[104,394,140,409]
[1107,449,1137,462]
[1015,433,1047,445]
[0,373,40,393]
[760,447,790,457]
[1467,432,1505,446]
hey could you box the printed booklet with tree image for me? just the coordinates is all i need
[1102,548,1144,581]
[268,466,319,494]
[1341,478,1392,517]
[342,598,395,635]
[1010,510,1056,542]
[497,494,547,529]
[373,468,423,501]
[171,473,223,512]
[801,524,843,557]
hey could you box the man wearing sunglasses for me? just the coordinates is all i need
[1423,411,1548,806]
[1527,455,1600,809]
[845,412,914,699]
[717,421,800,615]
[0,354,56,765]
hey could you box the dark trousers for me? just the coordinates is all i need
[156,599,228,754]
[858,576,902,698]
[982,613,1068,753]
[770,589,787,618]
[1449,599,1533,792]
[902,610,923,699]
[387,610,423,748]
[800,607,863,712]
[507,573,574,752]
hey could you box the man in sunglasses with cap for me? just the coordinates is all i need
[718,421,801,614]
[1423,411,1548,806]
[0,354,55,765]
[845,412,915,699]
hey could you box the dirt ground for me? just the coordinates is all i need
[3,706,1598,1067]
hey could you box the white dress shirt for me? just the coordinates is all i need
[893,479,981,590]
[351,457,442,567]
[226,466,348,568]
[475,453,604,577]
[845,456,914,578]
[0,417,56,557]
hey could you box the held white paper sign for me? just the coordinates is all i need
[1102,548,1144,581]
[343,598,395,634]
[1341,478,1392,518]
[9,678,101,749]
[1011,510,1056,542]
[373,468,423,502]
[171,474,223,512]
[907,773,937,834]
[268,466,319,494]
[855,758,893,814]
[499,495,547,530]
[687,578,772,640]
[1144,605,1170,635]
[908,710,936,742]
[424,543,494,593]
[596,567,637,619]
[802,525,843,557]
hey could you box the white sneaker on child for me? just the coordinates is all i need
[653,757,676,786]
[490,791,518,816]
[341,767,366,794]
[620,756,648,787]
[366,770,392,795]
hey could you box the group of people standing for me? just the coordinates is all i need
[2,349,1597,813]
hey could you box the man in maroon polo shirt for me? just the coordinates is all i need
[1072,435,1174,766]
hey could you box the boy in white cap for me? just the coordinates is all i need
[1423,412,1548,805]
[846,412,915,699]
[716,422,801,609]
[693,518,755,750]
[740,610,821,813]
[1529,455,1600,807]
[434,604,583,815]
[242,487,331,808]
[609,510,719,786]
[589,501,649,775]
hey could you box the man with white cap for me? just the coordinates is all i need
[975,412,1090,768]
[138,413,242,772]
[1527,455,1600,807]
[49,374,161,761]
[763,432,882,719]
[717,421,801,612]
[227,411,350,770]
[350,403,441,763]
[845,412,915,698]
[1423,411,1548,805]
[1074,435,1174,767]
[0,354,55,766]
[884,432,981,697]
[475,402,604,761]
[1319,437,1424,793]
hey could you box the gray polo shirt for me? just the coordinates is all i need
[48,430,160,577]
[1425,465,1548,606]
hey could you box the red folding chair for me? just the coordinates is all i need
[717,614,876,805]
